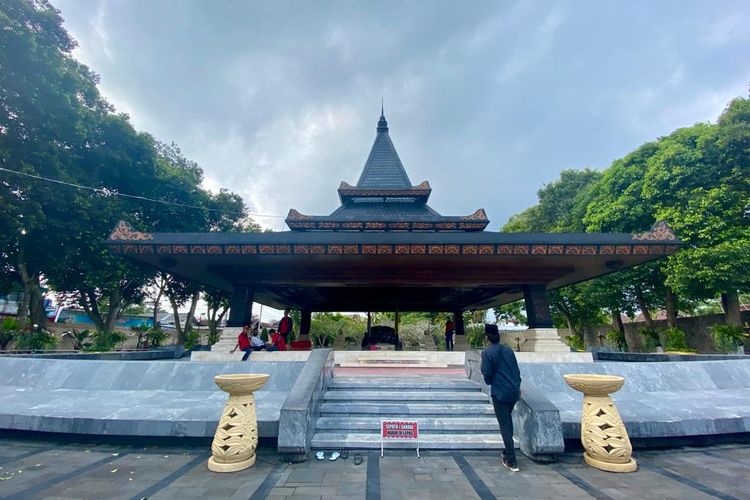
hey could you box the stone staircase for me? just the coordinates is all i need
[311,375,507,450]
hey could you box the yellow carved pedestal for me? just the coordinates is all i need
[208,374,269,473]
[563,374,637,473]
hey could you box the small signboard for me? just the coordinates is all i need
[381,420,419,457]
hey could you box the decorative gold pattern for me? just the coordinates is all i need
[632,221,676,241]
[564,374,637,473]
[115,242,678,258]
[109,221,154,241]
[208,374,269,473]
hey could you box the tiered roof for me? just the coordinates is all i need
[285,111,489,232]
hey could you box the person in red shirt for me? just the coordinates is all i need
[266,328,286,352]
[277,310,293,348]
[231,324,253,361]
[445,317,456,352]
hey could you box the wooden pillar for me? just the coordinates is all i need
[523,285,554,328]
[454,311,465,336]
[300,309,312,338]
[226,286,253,327]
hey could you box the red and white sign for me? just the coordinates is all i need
[381,420,418,439]
[381,420,420,457]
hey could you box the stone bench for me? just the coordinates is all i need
[0,357,305,438]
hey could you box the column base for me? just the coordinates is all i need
[583,452,637,473]
[208,454,256,473]
[520,328,570,352]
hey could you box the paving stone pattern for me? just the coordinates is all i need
[0,437,748,499]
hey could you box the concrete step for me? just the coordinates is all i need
[311,431,510,450]
[331,377,481,392]
[338,362,448,368]
[316,416,500,432]
[323,390,490,403]
[319,402,495,416]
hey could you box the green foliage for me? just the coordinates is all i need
[15,328,58,351]
[493,301,526,325]
[710,324,747,353]
[130,325,150,349]
[639,328,662,351]
[146,327,169,348]
[183,329,201,350]
[84,330,128,352]
[0,317,20,350]
[564,333,585,351]
[605,330,627,351]
[466,325,487,348]
[399,323,427,349]
[663,327,692,352]
[62,328,92,350]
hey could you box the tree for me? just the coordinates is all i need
[204,286,230,345]
[493,301,526,325]
[642,100,750,325]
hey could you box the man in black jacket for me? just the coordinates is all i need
[481,324,521,471]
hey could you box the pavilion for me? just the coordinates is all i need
[107,111,679,348]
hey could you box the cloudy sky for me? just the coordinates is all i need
[55,0,749,232]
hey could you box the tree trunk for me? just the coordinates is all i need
[152,282,164,328]
[16,250,46,329]
[634,286,654,329]
[723,290,742,326]
[103,287,124,333]
[169,296,184,344]
[183,290,200,343]
[80,289,105,332]
[665,286,677,328]
[17,287,30,329]
[555,302,576,337]
[611,308,631,352]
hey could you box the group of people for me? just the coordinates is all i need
[230,310,294,361]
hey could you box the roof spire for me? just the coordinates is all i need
[377,100,388,132]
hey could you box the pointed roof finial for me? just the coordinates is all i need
[377,99,388,132]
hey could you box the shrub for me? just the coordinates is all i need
[639,328,662,351]
[605,330,627,351]
[146,327,170,348]
[663,327,692,352]
[399,323,426,349]
[565,334,585,351]
[62,328,92,350]
[84,330,128,352]
[15,328,58,351]
[183,329,201,350]
[0,317,20,350]
[130,325,150,349]
[466,325,487,348]
[710,324,747,354]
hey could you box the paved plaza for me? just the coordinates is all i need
[1,436,748,499]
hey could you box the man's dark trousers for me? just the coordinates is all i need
[492,397,516,461]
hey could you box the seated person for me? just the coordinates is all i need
[250,326,266,351]
[266,328,284,352]
[230,324,253,361]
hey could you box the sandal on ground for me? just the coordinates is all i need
[353,453,363,465]
[315,451,325,460]
[329,451,341,461]
[340,450,349,459]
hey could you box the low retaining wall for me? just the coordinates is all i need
[593,351,747,362]
[0,357,305,438]
[277,349,334,461]
[520,359,750,441]
[1,346,183,361]
[191,351,311,362]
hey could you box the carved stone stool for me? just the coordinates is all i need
[208,373,269,473]
[563,374,637,473]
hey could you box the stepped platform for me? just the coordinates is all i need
[310,374,512,451]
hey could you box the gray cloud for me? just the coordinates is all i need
[55,0,750,231]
